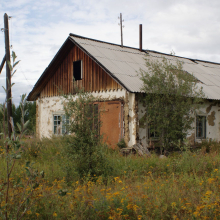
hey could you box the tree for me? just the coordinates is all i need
[139,56,205,153]
[25,101,36,134]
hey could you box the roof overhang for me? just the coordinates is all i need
[27,37,73,101]
[27,34,131,101]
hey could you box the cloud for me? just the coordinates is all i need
[1,0,220,105]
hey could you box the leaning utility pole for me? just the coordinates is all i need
[118,13,124,47]
[4,13,12,138]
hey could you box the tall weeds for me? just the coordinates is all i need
[2,138,220,219]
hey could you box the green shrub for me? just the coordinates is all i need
[117,138,127,149]
[63,89,113,182]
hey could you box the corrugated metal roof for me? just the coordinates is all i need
[28,34,220,101]
[70,35,220,99]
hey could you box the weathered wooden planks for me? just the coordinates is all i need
[40,44,122,98]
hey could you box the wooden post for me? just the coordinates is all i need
[120,13,123,47]
[4,13,12,138]
[139,24,142,52]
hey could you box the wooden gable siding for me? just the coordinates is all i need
[40,45,122,98]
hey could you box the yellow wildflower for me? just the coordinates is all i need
[171,202,176,208]
[138,215,142,220]
[27,210,32,215]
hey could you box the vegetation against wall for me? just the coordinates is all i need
[62,88,112,181]
[140,56,205,152]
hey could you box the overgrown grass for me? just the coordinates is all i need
[1,137,220,219]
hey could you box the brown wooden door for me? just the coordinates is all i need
[99,101,123,148]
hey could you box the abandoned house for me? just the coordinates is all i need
[27,32,220,148]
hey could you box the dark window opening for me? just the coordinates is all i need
[196,115,206,139]
[148,121,159,139]
[73,60,82,81]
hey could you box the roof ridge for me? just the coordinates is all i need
[70,33,220,66]
[146,49,220,65]
[69,33,143,51]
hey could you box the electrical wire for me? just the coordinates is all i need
[16,63,33,90]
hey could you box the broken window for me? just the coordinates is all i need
[73,60,82,81]
[53,115,69,135]
[196,115,206,139]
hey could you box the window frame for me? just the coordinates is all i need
[53,112,69,135]
[147,121,159,140]
[196,115,206,139]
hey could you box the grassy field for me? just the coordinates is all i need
[1,137,220,219]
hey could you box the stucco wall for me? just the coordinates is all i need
[187,100,220,144]
[137,99,220,147]
[36,89,137,147]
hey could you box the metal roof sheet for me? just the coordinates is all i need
[70,35,220,100]
[28,34,220,101]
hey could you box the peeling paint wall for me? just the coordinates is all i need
[191,100,220,142]
[127,93,137,147]
[36,101,40,139]
[123,92,130,145]
[137,97,148,148]
[207,111,215,126]
[36,89,138,147]
[123,92,137,147]
[36,96,65,138]
[38,90,220,146]
[137,98,220,147]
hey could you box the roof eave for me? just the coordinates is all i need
[27,37,73,101]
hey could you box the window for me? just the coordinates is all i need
[73,60,82,81]
[196,115,206,139]
[148,122,159,139]
[53,115,69,135]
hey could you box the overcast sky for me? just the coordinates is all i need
[1,0,220,105]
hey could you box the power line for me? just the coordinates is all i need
[16,63,33,90]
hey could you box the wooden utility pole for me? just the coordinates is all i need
[119,13,124,47]
[4,13,12,138]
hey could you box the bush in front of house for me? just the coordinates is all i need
[62,88,113,182]
[139,56,205,154]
